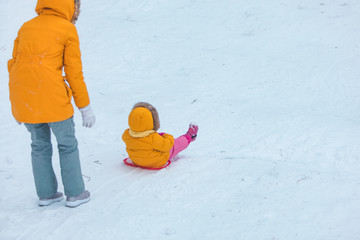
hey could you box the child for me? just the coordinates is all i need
[122,102,198,168]
[8,0,94,207]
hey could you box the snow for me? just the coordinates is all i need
[1,0,360,239]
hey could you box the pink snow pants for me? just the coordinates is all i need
[168,136,190,160]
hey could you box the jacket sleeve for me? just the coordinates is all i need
[153,133,174,152]
[64,25,90,108]
[7,37,19,73]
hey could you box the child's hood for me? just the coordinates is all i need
[128,107,154,132]
[35,0,75,22]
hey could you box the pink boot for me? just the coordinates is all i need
[184,123,198,143]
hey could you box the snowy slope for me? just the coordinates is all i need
[1,0,360,239]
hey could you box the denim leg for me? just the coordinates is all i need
[49,118,85,197]
[25,123,57,199]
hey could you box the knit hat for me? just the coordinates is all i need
[128,107,154,133]
[131,102,160,131]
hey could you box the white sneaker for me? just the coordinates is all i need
[38,192,64,206]
[65,190,90,208]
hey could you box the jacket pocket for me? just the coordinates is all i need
[63,78,73,103]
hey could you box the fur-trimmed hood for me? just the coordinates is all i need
[35,0,80,23]
[129,102,160,132]
[36,0,75,21]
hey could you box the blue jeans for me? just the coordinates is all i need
[25,117,85,199]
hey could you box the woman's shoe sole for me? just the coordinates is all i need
[65,197,90,208]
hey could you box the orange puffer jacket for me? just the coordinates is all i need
[122,107,175,168]
[8,0,89,123]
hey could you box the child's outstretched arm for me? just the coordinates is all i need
[153,133,174,152]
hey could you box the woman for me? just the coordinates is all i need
[8,0,94,208]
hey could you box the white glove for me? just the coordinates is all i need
[79,105,96,128]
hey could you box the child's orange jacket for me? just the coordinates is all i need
[122,107,174,168]
[8,0,89,123]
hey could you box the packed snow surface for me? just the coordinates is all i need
[1,0,360,239]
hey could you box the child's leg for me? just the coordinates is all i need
[169,136,190,160]
[25,123,57,199]
[49,117,85,197]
